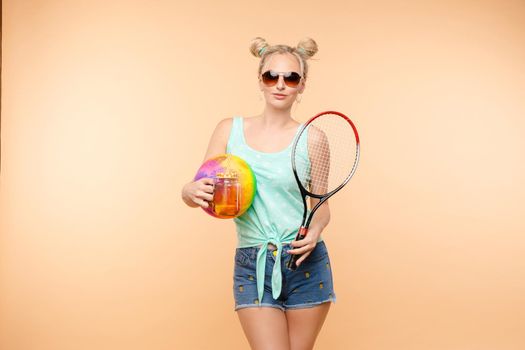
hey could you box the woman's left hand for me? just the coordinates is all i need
[287,230,321,267]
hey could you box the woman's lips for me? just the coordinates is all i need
[273,93,287,100]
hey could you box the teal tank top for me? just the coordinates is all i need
[226,116,322,302]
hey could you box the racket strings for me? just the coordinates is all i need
[294,114,359,196]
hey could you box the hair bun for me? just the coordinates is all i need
[250,37,269,58]
[296,37,318,59]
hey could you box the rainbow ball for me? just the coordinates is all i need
[194,154,256,219]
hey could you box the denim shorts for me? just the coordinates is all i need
[233,241,336,311]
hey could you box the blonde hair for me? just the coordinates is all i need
[249,37,318,80]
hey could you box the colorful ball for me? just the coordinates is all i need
[194,154,256,219]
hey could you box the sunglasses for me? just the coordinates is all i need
[260,70,303,88]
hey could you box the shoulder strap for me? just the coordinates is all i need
[226,117,243,153]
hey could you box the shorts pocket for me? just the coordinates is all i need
[234,248,253,267]
[303,241,328,264]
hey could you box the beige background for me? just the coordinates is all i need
[1,0,524,349]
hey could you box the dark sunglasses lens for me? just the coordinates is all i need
[262,71,279,86]
[284,72,301,87]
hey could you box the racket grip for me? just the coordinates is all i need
[287,227,308,271]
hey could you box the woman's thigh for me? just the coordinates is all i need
[237,307,290,350]
[285,302,331,350]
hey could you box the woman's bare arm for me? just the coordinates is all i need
[181,118,233,208]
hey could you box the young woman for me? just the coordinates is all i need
[181,37,336,350]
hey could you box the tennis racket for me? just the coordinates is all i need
[287,111,360,270]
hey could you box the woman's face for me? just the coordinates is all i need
[259,53,305,110]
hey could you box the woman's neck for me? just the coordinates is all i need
[260,106,294,128]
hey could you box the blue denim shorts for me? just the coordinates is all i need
[233,241,336,311]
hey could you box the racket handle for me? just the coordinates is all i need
[287,227,308,271]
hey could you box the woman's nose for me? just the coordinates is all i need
[276,76,286,90]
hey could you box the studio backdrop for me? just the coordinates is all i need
[1,0,524,349]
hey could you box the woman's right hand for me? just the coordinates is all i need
[181,178,215,208]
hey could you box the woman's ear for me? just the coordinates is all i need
[298,81,306,94]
